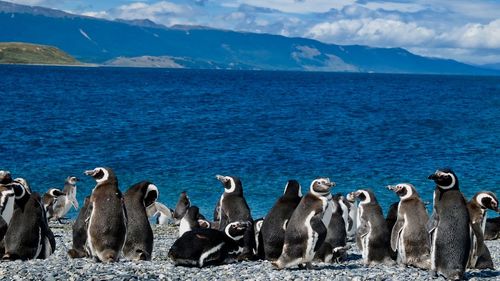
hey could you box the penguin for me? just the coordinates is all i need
[0,170,12,184]
[42,188,65,221]
[385,202,399,235]
[122,181,158,261]
[273,177,335,269]
[428,168,470,280]
[260,179,302,261]
[349,189,393,265]
[52,176,79,222]
[385,201,400,261]
[173,191,190,225]
[387,183,430,269]
[168,221,251,267]
[215,175,254,260]
[146,201,174,225]
[84,167,127,262]
[3,181,56,260]
[466,191,498,269]
[315,194,350,263]
[68,196,92,258]
[484,217,500,240]
[178,206,211,237]
[342,194,358,242]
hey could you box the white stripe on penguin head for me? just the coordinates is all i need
[95,167,109,184]
[225,176,236,193]
[398,184,414,201]
[476,193,497,209]
[358,190,372,205]
[436,171,455,190]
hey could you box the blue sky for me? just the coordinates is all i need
[7,0,500,65]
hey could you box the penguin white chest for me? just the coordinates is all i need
[179,217,191,237]
[1,196,15,224]
[304,210,318,261]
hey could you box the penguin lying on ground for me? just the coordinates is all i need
[123,181,159,261]
[3,181,55,260]
[348,189,393,266]
[168,221,251,267]
[179,206,211,237]
[147,201,174,225]
[387,183,430,269]
[467,191,498,269]
[273,178,335,269]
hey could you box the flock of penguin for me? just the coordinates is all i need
[0,167,499,280]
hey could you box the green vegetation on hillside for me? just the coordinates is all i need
[0,42,80,65]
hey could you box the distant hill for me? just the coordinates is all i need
[0,42,80,65]
[0,0,497,75]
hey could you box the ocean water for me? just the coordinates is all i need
[1,65,499,219]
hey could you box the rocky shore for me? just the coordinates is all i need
[0,223,498,280]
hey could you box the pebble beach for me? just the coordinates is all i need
[0,223,497,281]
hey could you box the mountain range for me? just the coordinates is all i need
[0,0,497,75]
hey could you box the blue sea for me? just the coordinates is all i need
[1,65,499,219]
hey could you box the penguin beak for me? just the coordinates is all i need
[84,169,96,176]
[327,182,336,188]
[215,175,227,183]
[387,185,399,192]
[428,173,437,180]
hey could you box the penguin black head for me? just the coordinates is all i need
[176,191,190,208]
[66,176,79,185]
[428,168,459,190]
[215,175,243,194]
[387,183,417,201]
[48,188,65,197]
[7,181,30,206]
[143,183,158,208]
[310,177,335,197]
[349,189,377,205]
[474,191,499,212]
[13,178,31,194]
[0,171,12,185]
[225,221,251,241]
[84,167,117,185]
[283,179,302,198]
[185,206,200,221]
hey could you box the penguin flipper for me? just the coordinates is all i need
[427,211,438,234]
[70,197,79,210]
[311,213,327,252]
[356,221,369,250]
[390,219,404,251]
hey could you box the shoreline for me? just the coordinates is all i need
[0,223,497,280]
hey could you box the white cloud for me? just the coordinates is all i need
[222,0,355,14]
[308,18,436,47]
[6,0,45,5]
[441,19,500,49]
[81,11,109,19]
[112,1,188,20]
